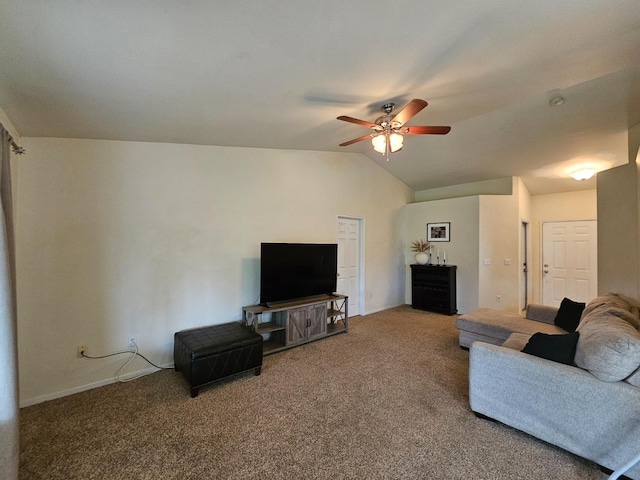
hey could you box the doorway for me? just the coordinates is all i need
[542,220,597,306]
[336,216,362,316]
[521,221,530,311]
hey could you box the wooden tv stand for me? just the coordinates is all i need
[242,294,348,355]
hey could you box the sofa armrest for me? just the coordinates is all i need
[469,342,640,478]
[525,303,558,325]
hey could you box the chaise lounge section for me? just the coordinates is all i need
[455,303,562,349]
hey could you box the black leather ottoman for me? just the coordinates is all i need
[174,322,263,397]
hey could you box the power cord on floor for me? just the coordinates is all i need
[81,342,173,383]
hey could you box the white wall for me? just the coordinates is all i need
[404,196,480,314]
[16,137,413,405]
[530,189,597,304]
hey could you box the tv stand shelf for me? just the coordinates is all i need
[242,294,348,355]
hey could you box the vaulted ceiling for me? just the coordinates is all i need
[1,1,639,194]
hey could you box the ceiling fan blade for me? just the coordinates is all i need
[392,99,428,125]
[403,126,451,135]
[337,115,378,129]
[339,134,373,147]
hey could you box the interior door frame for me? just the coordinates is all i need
[521,221,530,312]
[337,215,365,316]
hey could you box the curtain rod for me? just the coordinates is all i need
[0,122,25,155]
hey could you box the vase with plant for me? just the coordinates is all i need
[411,239,430,265]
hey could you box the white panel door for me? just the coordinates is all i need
[542,220,597,306]
[337,217,360,315]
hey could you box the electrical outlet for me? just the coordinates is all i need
[496,295,502,302]
[77,345,87,358]
[128,337,137,348]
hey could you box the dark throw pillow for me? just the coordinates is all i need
[554,297,586,332]
[521,332,580,365]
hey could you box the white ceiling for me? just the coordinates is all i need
[1,0,639,194]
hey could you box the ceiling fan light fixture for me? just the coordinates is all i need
[372,134,386,154]
[570,168,595,181]
[372,133,404,154]
[389,133,404,152]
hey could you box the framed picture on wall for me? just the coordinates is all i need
[427,222,450,242]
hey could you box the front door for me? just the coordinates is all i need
[337,217,361,315]
[542,220,597,306]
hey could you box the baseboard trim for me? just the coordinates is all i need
[20,363,174,408]
[363,302,406,316]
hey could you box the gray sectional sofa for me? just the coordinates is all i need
[456,294,640,479]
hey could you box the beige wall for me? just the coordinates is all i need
[597,161,639,299]
[478,192,521,312]
[405,178,528,313]
[404,196,480,314]
[16,137,413,405]
[13,121,634,406]
[412,180,601,311]
[414,177,512,202]
[597,122,640,300]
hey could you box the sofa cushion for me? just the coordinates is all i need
[553,297,585,332]
[501,332,531,351]
[522,332,579,365]
[581,293,632,319]
[575,313,640,382]
[524,304,558,325]
[455,309,565,344]
[599,306,640,330]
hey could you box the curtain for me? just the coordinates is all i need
[0,126,18,479]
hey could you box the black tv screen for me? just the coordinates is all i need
[260,243,338,305]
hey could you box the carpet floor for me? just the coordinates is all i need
[19,306,608,479]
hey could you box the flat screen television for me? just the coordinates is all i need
[260,242,338,305]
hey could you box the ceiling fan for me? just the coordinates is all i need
[337,99,451,160]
